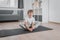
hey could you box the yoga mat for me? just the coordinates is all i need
[0,26,52,38]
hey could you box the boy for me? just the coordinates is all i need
[24,10,35,32]
[20,10,40,32]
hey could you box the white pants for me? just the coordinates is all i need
[19,21,41,29]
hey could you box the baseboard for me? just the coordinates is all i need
[48,21,60,24]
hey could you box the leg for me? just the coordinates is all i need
[28,23,35,32]
[19,23,26,29]
[19,22,33,31]
[34,21,40,28]
[29,21,40,31]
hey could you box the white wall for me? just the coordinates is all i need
[49,0,60,23]
[24,0,33,17]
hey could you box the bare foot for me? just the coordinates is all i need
[28,28,33,32]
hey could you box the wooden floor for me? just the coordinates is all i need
[0,21,60,40]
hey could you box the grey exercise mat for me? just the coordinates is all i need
[0,26,52,38]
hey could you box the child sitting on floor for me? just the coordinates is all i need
[20,10,40,32]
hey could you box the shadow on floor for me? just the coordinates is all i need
[0,26,53,38]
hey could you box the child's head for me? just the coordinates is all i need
[27,10,33,17]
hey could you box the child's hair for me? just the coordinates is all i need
[27,10,33,14]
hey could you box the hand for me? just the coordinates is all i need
[28,28,33,32]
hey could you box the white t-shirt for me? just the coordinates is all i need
[24,16,35,25]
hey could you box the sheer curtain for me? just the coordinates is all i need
[0,0,18,8]
[10,0,18,8]
[0,0,10,7]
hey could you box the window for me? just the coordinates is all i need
[0,0,18,8]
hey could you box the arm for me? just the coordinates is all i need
[31,22,35,29]
[31,18,35,29]
[24,17,29,29]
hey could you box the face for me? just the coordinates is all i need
[28,12,33,18]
